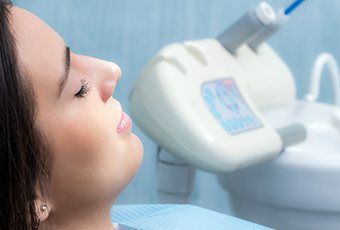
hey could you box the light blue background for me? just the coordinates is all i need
[16,0,340,214]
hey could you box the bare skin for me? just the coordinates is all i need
[9,6,143,230]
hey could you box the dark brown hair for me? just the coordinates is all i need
[0,1,51,229]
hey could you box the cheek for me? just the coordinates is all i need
[52,104,120,179]
[41,99,143,203]
[54,107,116,161]
[53,97,121,156]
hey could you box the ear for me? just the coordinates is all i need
[35,191,52,223]
[35,199,50,222]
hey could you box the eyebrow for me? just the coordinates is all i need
[58,46,71,97]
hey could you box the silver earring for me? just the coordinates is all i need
[40,204,48,212]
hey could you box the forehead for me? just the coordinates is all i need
[10,7,65,105]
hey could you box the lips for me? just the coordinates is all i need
[117,111,132,134]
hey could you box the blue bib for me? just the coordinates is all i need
[111,204,271,230]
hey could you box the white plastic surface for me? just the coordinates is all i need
[219,100,340,229]
[130,39,296,172]
[235,43,296,110]
[255,1,277,25]
[331,109,340,133]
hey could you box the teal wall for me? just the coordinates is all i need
[16,0,340,214]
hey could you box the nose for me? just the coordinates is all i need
[98,61,121,103]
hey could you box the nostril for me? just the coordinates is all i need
[101,80,116,103]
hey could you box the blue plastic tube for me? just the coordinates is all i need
[285,0,305,15]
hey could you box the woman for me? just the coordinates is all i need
[0,0,143,229]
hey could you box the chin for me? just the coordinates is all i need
[115,133,143,195]
[130,133,144,170]
[105,134,143,202]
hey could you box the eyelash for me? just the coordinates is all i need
[75,78,92,98]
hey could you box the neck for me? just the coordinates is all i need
[40,204,116,230]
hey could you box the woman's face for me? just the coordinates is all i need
[11,7,143,214]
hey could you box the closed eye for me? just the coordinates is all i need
[75,78,92,98]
